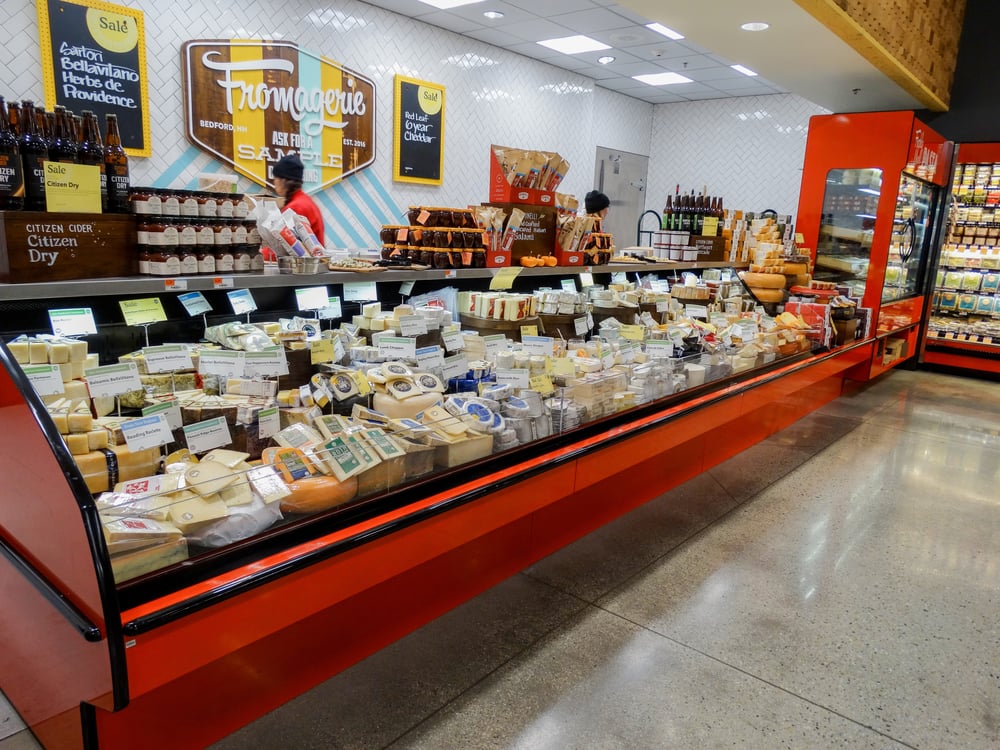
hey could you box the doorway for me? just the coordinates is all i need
[593,146,650,250]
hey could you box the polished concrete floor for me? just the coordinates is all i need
[2,369,998,749]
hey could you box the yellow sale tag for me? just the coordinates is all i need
[310,339,334,364]
[489,266,523,290]
[619,324,645,341]
[119,298,167,326]
[520,325,538,338]
[795,233,805,244]
[529,374,555,396]
[351,370,372,395]
[551,357,576,377]
[43,161,101,213]
[701,216,719,237]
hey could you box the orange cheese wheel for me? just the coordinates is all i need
[780,262,809,275]
[280,474,359,514]
[740,272,787,289]
[787,273,812,288]
[748,287,786,303]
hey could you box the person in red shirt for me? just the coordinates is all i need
[272,153,326,248]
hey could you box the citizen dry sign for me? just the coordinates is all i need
[182,40,376,192]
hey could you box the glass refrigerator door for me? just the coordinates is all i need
[814,168,882,299]
[883,174,934,302]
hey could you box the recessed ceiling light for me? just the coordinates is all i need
[416,0,485,9]
[483,10,504,20]
[740,22,770,32]
[633,72,692,86]
[731,64,758,77]
[537,35,611,55]
[598,55,615,65]
[646,22,684,41]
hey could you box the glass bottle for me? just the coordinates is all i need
[104,114,130,212]
[0,97,25,210]
[18,101,48,211]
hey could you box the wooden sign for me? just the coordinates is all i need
[36,0,150,156]
[393,75,444,185]
[181,40,376,192]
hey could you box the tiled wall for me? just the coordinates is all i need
[1,0,825,245]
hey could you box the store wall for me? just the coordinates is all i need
[1,0,823,247]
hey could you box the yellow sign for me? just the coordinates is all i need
[551,357,576,377]
[393,75,445,185]
[43,161,101,213]
[520,325,538,338]
[119,297,167,326]
[310,339,335,365]
[351,370,372,396]
[795,233,806,244]
[489,266,523,291]
[701,216,719,237]
[619,324,645,341]
[529,374,555,396]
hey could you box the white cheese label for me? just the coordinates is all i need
[656,300,670,313]
[561,278,576,292]
[441,354,469,380]
[399,315,428,337]
[483,334,508,360]
[177,292,212,316]
[244,349,289,377]
[122,414,174,452]
[521,335,554,356]
[574,317,589,336]
[142,345,194,374]
[415,345,445,370]
[198,350,246,378]
[645,340,674,359]
[49,307,97,336]
[342,281,379,301]
[317,297,343,320]
[686,305,709,320]
[257,407,280,439]
[227,288,258,315]
[295,285,330,311]
[442,329,465,352]
[86,362,143,398]
[142,399,182,430]
[378,336,417,359]
[183,417,233,454]
[611,272,627,285]
[495,368,530,389]
[579,272,594,287]
[399,280,416,296]
[24,365,65,396]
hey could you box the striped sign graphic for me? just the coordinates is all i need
[181,39,376,193]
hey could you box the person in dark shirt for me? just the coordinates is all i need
[272,153,326,247]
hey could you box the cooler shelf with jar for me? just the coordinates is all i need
[0,264,876,750]
[921,145,1000,375]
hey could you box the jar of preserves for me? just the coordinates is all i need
[175,217,198,275]
[158,188,180,217]
[216,192,235,219]
[179,190,200,217]
[213,220,235,272]
[231,220,251,272]
[197,192,218,218]
[432,249,451,269]
[130,187,161,215]
[136,217,152,275]
[232,194,248,219]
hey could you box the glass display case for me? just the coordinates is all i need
[883,174,935,303]
[814,168,882,298]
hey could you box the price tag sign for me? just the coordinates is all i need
[619,325,645,341]
[496,368,530,389]
[198,350,245,378]
[561,278,577,292]
[529,373,555,395]
[119,298,167,326]
[85,362,142,398]
[736,321,760,340]
[121,414,174,452]
[257,406,280,439]
[489,266,523,291]
[522,335,554,356]
[710,313,729,329]
[574,316,590,336]
[483,334,508,360]
[551,357,576,377]
[520,324,538,338]
[343,281,379,301]
[295,285,330,311]
[213,277,235,289]
[399,315,428,337]
[415,345,445,370]
[177,292,212,317]
[646,340,674,359]
[579,272,594,288]
[227,289,258,315]
[23,365,65,396]
[142,345,194,373]
[163,278,187,291]
[182,417,233,454]
[442,329,465,352]
[310,338,335,364]
[350,370,372,396]
[621,342,636,363]
[399,280,416,296]
[611,272,627,285]
[656,300,670,313]
[686,305,709,320]
[318,297,343,320]
[441,354,469,380]
[244,349,289,377]
[378,336,417,359]
[49,307,97,337]
[143,399,182,430]
[600,350,615,370]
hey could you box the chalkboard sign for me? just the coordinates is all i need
[37,0,150,156]
[393,75,444,185]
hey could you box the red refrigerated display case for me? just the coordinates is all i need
[797,111,954,379]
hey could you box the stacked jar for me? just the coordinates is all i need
[131,187,257,276]
[379,206,486,268]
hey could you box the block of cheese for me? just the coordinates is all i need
[362,302,381,318]
[102,516,183,550]
[110,538,188,582]
[29,342,48,364]
[68,410,93,434]
[219,477,254,507]
[167,491,230,532]
[184,461,238,497]
[87,430,109,451]
[201,449,251,469]
[420,405,468,437]
[7,341,30,364]
[65,433,90,455]
[48,343,71,364]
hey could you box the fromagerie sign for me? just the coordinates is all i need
[181,40,376,192]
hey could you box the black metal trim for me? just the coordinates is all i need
[0,537,102,641]
[80,702,99,750]
[123,344,864,635]
[0,342,131,711]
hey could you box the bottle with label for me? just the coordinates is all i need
[18,101,48,211]
[51,106,78,164]
[661,193,673,231]
[0,97,25,210]
[78,111,106,210]
[104,114,130,212]
[679,191,692,233]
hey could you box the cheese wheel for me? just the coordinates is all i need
[740,272,787,289]
[280,474,358,514]
[748,287,785,303]
[780,262,809,275]
[787,273,812,288]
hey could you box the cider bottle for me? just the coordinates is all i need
[104,114,130,212]
[18,100,48,211]
[0,97,25,210]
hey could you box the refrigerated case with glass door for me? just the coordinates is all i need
[797,111,952,379]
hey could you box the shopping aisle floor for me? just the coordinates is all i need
[2,370,997,749]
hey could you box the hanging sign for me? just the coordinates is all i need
[181,39,376,191]
[37,0,150,155]
[393,75,444,185]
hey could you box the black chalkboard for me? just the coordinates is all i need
[393,75,444,185]
[39,0,149,155]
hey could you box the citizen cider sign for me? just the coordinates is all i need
[181,40,376,191]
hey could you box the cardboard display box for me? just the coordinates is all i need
[486,202,558,266]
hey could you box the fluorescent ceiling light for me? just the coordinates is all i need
[483,10,504,19]
[598,56,616,65]
[633,72,693,86]
[646,22,684,40]
[537,35,611,55]
[740,22,769,31]
[417,0,485,9]
[731,64,758,77]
